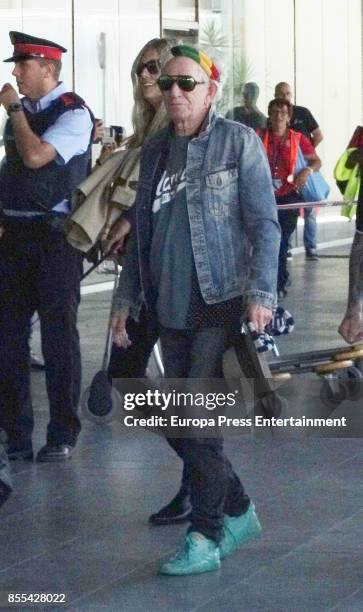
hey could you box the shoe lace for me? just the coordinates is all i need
[185,533,205,556]
[186,534,199,549]
[169,533,205,564]
[168,535,196,563]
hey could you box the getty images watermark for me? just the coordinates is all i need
[111,378,361,438]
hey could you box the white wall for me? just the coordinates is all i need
[0,0,160,142]
[295,0,362,194]
[0,2,73,86]
[229,0,362,194]
[0,0,361,174]
[74,0,160,134]
[241,0,295,112]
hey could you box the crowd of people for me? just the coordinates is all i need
[0,29,362,576]
[228,80,323,264]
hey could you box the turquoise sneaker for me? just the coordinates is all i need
[159,531,221,576]
[219,503,262,560]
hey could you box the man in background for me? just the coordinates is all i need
[226,81,267,130]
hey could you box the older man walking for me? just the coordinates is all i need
[112,45,280,575]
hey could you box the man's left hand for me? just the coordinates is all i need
[0,83,20,109]
[246,303,273,333]
[101,216,132,256]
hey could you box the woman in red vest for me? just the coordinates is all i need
[258,98,321,298]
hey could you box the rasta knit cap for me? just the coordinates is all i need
[171,45,220,81]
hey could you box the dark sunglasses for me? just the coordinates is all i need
[157,74,206,92]
[136,59,161,77]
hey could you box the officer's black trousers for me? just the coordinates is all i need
[0,220,83,446]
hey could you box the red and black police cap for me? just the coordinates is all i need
[3,31,67,63]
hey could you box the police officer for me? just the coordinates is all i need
[0,32,94,462]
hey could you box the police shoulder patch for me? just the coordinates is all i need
[59,92,85,108]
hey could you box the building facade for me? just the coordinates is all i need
[0,0,362,191]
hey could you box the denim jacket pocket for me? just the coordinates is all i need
[205,166,238,188]
[205,167,238,219]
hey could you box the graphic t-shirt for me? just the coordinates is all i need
[150,135,193,328]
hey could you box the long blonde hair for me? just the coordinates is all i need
[127,38,173,149]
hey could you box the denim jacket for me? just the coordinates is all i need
[113,112,281,318]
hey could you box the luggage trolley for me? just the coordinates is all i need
[225,198,363,419]
[229,323,363,419]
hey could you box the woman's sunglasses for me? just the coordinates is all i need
[136,59,161,77]
[157,74,206,92]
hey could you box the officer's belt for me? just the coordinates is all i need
[1,211,68,232]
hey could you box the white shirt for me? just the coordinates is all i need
[5,81,92,216]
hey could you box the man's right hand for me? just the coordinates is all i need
[111,307,132,348]
[0,83,20,109]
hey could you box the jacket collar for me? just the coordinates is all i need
[166,107,218,141]
[144,108,219,156]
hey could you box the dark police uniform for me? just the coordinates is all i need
[0,432,12,506]
[0,32,94,461]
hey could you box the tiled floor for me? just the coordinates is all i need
[1,244,362,611]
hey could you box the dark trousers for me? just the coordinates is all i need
[108,306,159,379]
[277,192,300,292]
[0,221,83,446]
[159,326,250,542]
[0,432,12,498]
